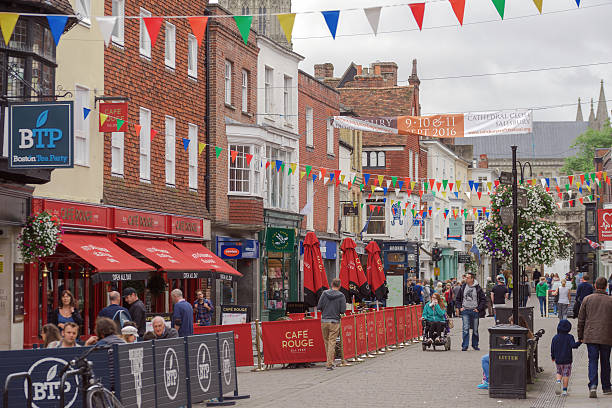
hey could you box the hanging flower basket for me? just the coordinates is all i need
[18,211,63,263]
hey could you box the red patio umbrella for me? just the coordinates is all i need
[303,232,329,307]
[365,241,389,302]
[339,237,370,302]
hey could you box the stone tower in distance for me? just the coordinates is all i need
[217,0,292,49]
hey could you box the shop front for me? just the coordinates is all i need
[21,198,238,348]
[379,241,419,305]
[439,248,458,281]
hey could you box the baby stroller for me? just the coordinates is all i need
[421,318,451,351]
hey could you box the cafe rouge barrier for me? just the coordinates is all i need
[0,333,248,408]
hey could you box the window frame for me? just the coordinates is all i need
[241,69,248,113]
[74,85,90,166]
[111,131,124,176]
[165,116,176,186]
[283,75,292,121]
[305,107,313,147]
[228,144,260,195]
[264,66,273,114]
[139,107,151,182]
[111,0,125,46]
[188,34,197,78]
[365,198,386,235]
[326,119,334,155]
[139,8,152,58]
[75,0,92,27]
[188,124,198,190]
[306,179,314,230]
[224,60,232,105]
[327,184,335,233]
[165,22,176,69]
[363,151,386,168]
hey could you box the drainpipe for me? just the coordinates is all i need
[204,7,211,213]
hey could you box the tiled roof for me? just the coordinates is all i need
[13,0,75,15]
[454,121,589,160]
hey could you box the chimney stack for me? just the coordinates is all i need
[314,63,334,80]
[478,154,489,169]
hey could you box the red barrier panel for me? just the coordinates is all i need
[261,318,326,365]
[404,306,412,340]
[396,308,405,343]
[341,316,356,359]
[355,314,367,356]
[416,305,423,335]
[411,306,418,338]
[194,323,253,366]
[385,309,396,346]
[375,311,386,350]
[366,312,377,352]
[287,313,306,320]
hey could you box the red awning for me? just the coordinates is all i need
[117,237,208,272]
[60,234,155,280]
[174,241,243,279]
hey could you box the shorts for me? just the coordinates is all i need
[556,363,572,377]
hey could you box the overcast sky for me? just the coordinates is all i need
[290,0,612,121]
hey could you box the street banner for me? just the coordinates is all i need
[384,309,397,346]
[355,314,368,356]
[375,311,386,350]
[366,312,377,352]
[331,109,532,138]
[341,316,356,360]
[395,308,405,343]
[113,341,156,408]
[193,323,253,367]
[598,209,612,241]
[261,319,326,365]
[217,332,237,397]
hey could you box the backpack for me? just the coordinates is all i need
[112,309,130,331]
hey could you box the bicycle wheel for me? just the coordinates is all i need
[86,386,124,408]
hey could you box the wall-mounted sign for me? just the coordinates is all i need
[458,253,471,263]
[13,263,24,322]
[319,240,337,260]
[465,221,475,235]
[342,204,359,216]
[114,208,166,234]
[99,102,128,132]
[9,101,74,168]
[43,199,109,229]
[598,209,612,241]
[265,228,295,253]
[216,237,259,259]
[220,305,251,324]
[499,171,513,185]
[448,218,463,240]
[170,215,203,237]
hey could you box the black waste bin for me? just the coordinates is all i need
[493,306,534,332]
[488,324,529,399]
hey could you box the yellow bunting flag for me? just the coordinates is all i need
[377,175,384,186]
[532,0,543,13]
[341,175,345,184]
[198,142,206,155]
[371,185,376,194]
[300,171,306,180]
[277,13,296,44]
[290,162,297,175]
[456,180,462,191]
[442,192,447,199]
[411,181,416,190]
[487,181,492,191]
[0,13,19,46]
[99,113,108,126]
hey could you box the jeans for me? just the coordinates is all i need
[537,296,546,315]
[321,322,341,368]
[587,343,611,390]
[557,303,569,320]
[461,309,480,349]
[482,354,490,382]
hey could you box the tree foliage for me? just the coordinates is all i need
[562,121,612,175]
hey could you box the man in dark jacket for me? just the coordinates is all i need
[317,278,346,370]
[578,277,612,398]
[455,272,487,351]
[574,275,594,319]
[123,287,146,337]
[152,316,178,339]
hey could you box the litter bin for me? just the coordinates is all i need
[493,306,534,332]
[488,324,529,399]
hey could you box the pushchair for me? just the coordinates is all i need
[421,318,451,351]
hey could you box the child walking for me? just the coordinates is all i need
[551,319,581,395]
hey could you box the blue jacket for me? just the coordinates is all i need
[576,282,594,302]
[422,302,446,322]
[98,304,131,321]
[551,319,581,365]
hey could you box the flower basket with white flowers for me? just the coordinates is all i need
[18,211,63,263]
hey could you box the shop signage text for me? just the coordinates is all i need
[171,216,203,238]
[99,102,128,132]
[9,101,74,168]
[115,208,166,234]
[266,228,295,253]
[598,209,612,241]
[44,199,109,229]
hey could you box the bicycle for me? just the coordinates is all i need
[58,344,124,408]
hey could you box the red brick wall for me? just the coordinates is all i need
[208,5,261,224]
[228,196,264,225]
[298,70,340,233]
[103,0,208,217]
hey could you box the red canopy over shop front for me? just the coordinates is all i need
[174,241,242,280]
[60,234,155,283]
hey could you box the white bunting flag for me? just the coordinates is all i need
[395,188,400,196]
[386,179,392,188]
[96,16,118,47]
[465,191,471,200]
[364,6,382,35]
[300,201,313,215]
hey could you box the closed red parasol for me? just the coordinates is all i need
[365,241,389,302]
[339,237,370,302]
[303,232,329,307]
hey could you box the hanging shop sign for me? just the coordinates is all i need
[98,102,128,132]
[8,101,74,168]
[114,208,167,234]
[342,203,359,216]
[448,218,463,240]
[216,237,259,259]
[598,209,612,241]
[465,220,475,235]
[458,253,472,263]
[265,228,295,253]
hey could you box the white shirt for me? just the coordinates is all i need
[557,286,571,304]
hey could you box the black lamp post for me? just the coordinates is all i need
[515,160,532,304]
[512,146,519,325]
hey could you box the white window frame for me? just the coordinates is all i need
[305,107,313,147]
[188,34,197,78]
[228,144,261,195]
[139,107,151,182]
[264,146,291,210]
[326,119,334,155]
[75,0,91,27]
[241,69,248,113]
[365,198,386,235]
[264,66,273,114]
[165,22,175,69]
[165,116,175,186]
[283,75,291,121]
[111,0,124,45]
[306,179,314,230]
[139,8,152,58]
[74,85,90,166]
[111,131,124,176]
[409,150,414,180]
[224,60,232,105]
[327,184,335,233]
[188,124,198,190]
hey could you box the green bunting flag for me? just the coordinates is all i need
[442,180,448,190]
[391,176,397,187]
[233,16,253,45]
[491,0,505,19]
[215,146,223,158]
[116,119,125,131]
[305,165,312,178]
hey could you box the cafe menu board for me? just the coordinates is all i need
[13,263,24,323]
[220,305,251,325]
[546,290,576,317]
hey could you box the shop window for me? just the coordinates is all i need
[365,198,386,235]
[263,254,289,313]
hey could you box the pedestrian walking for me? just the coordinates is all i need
[533,269,541,284]
[485,277,495,317]
[551,319,581,396]
[574,275,594,319]
[422,281,432,303]
[171,288,194,337]
[490,275,508,320]
[520,276,531,308]
[317,278,346,370]
[536,277,549,317]
[577,277,612,398]
[444,283,454,317]
[123,287,146,337]
[455,272,486,351]
[555,279,571,321]
[551,274,562,315]
[414,280,423,304]
[193,289,215,326]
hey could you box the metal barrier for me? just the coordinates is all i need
[3,372,32,408]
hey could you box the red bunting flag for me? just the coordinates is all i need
[449,182,454,191]
[405,177,411,189]
[436,182,441,191]
[477,191,482,200]
[188,16,208,47]
[245,153,253,166]
[607,177,611,185]
[230,150,238,163]
[265,161,271,169]
[429,178,435,189]
[569,175,574,185]
[556,186,561,193]
[150,129,157,141]
[449,0,466,25]
[419,190,424,198]
[334,170,341,186]
[406,189,412,196]
[596,171,602,180]
[579,197,584,205]
[377,206,382,214]
[134,124,142,137]
[494,180,500,188]
[558,193,563,199]
[143,17,163,47]
[579,174,585,185]
[409,3,425,31]
[320,168,327,179]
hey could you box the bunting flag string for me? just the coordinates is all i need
[449,0,466,25]
[364,7,382,35]
[143,17,163,47]
[321,10,340,39]
[0,13,20,46]
[491,0,506,19]
[277,13,296,43]
[408,3,426,31]
[96,16,117,47]
[233,16,253,45]
[188,16,208,46]
[46,15,68,46]
[532,0,544,14]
